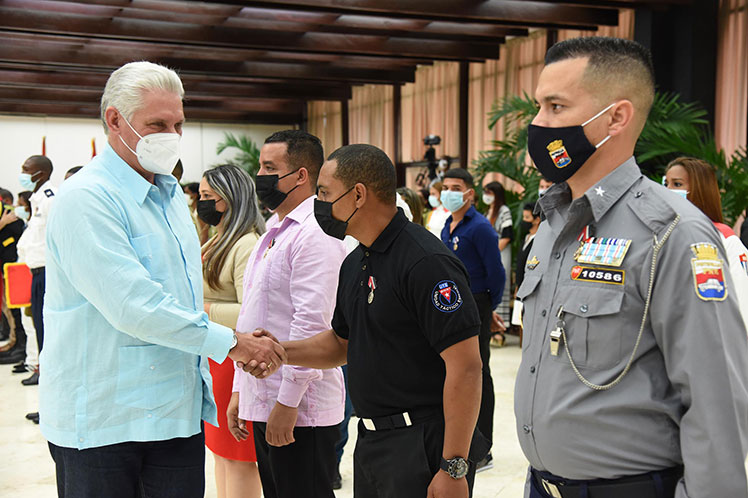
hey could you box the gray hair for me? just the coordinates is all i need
[202,164,266,291]
[100,61,184,134]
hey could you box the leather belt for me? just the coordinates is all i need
[532,466,683,498]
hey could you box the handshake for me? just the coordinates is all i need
[227,329,286,379]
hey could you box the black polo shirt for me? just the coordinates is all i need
[0,204,24,265]
[333,209,480,419]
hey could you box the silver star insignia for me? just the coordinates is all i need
[594,186,605,196]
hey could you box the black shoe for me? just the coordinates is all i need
[25,411,39,420]
[332,469,342,490]
[0,348,26,365]
[13,363,30,373]
[22,371,39,385]
[475,453,494,473]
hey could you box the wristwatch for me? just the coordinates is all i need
[229,333,238,351]
[440,456,469,479]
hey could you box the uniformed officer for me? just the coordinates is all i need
[17,155,56,396]
[260,144,489,498]
[515,37,748,498]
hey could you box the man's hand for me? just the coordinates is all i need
[265,401,298,447]
[0,210,17,229]
[229,331,287,379]
[204,302,211,314]
[226,392,250,442]
[427,470,468,498]
[490,312,506,333]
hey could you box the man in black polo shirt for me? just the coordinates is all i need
[257,144,488,498]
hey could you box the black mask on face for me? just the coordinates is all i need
[256,170,299,210]
[313,186,357,240]
[527,103,615,183]
[519,220,533,232]
[197,199,224,226]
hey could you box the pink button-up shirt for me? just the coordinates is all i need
[233,196,347,427]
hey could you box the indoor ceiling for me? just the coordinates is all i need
[0,0,687,124]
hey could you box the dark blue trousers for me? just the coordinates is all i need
[31,268,45,352]
[48,432,205,498]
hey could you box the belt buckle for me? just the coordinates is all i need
[541,478,563,498]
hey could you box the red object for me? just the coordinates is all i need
[204,357,257,461]
[4,263,32,308]
[91,138,97,157]
[41,136,46,156]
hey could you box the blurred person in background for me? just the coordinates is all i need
[0,188,27,370]
[482,181,513,346]
[64,166,83,180]
[426,180,451,237]
[185,181,210,244]
[665,156,748,332]
[199,164,265,498]
[396,187,425,226]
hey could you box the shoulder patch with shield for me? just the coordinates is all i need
[691,242,727,301]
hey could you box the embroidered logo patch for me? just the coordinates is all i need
[432,280,463,313]
[691,243,727,301]
[571,266,624,285]
[547,139,571,169]
[740,253,748,277]
[527,256,539,270]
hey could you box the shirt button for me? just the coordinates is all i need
[79,437,84,442]
[150,365,155,370]
[580,304,589,313]
[365,251,370,257]
[541,310,547,317]
[362,264,367,270]
[359,281,363,287]
[147,414,152,419]
[530,366,536,373]
[554,252,561,259]
[635,191,643,198]
[523,424,531,434]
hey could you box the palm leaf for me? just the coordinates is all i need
[216,132,261,177]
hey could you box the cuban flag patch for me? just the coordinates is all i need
[691,243,728,301]
[432,280,463,313]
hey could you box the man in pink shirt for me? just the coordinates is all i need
[228,130,346,498]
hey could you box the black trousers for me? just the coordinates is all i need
[48,432,205,498]
[253,422,338,498]
[353,418,479,498]
[31,268,45,352]
[474,292,494,446]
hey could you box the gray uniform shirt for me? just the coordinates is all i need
[515,157,748,498]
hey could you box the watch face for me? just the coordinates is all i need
[448,458,469,478]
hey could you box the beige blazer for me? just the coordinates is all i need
[202,232,259,329]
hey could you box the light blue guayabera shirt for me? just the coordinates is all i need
[40,144,234,450]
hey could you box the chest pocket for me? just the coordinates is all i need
[516,275,542,351]
[130,233,169,283]
[558,286,625,370]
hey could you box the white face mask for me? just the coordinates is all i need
[482,194,495,205]
[15,206,30,222]
[118,112,181,175]
[669,189,689,199]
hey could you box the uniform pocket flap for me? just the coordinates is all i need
[563,287,624,318]
[516,275,541,300]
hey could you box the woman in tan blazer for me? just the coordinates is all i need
[198,164,266,498]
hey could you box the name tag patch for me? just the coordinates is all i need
[691,243,727,301]
[571,266,624,285]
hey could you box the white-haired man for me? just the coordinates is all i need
[40,61,286,498]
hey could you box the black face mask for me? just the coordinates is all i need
[197,199,224,226]
[527,103,614,183]
[313,186,357,240]
[256,171,299,210]
[519,220,533,232]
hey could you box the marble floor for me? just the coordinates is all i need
[5,335,745,497]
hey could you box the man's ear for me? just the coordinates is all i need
[104,107,122,135]
[353,183,367,208]
[608,100,634,137]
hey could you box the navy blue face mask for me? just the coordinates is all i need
[527,103,614,183]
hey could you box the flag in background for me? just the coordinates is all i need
[91,138,97,158]
[41,136,46,156]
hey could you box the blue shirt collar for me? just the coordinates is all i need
[102,143,178,205]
